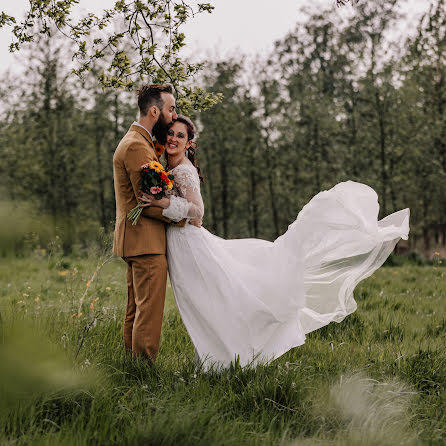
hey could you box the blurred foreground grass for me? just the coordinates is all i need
[0,251,445,445]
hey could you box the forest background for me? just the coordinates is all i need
[1,0,445,258]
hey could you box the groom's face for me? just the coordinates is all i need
[153,93,177,144]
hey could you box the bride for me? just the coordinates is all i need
[139,115,410,371]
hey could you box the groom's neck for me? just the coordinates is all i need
[138,116,155,135]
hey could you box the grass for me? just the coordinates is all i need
[0,249,445,445]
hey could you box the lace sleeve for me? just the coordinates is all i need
[162,164,204,222]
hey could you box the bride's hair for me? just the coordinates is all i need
[165,115,204,182]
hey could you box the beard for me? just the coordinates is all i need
[152,113,171,144]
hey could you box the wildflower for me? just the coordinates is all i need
[105,287,111,291]
[81,359,91,370]
[58,270,69,276]
[34,297,40,303]
[86,280,91,288]
[23,293,29,297]
[92,297,100,303]
[90,303,94,310]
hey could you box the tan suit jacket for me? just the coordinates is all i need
[113,124,171,257]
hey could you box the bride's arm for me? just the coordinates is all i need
[139,166,204,222]
[140,195,203,220]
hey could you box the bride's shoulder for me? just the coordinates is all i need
[172,161,195,172]
[171,162,200,190]
[172,162,198,179]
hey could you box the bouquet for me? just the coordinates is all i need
[127,160,174,225]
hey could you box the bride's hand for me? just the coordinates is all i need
[189,218,202,228]
[138,191,170,209]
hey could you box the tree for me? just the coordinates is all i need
[0,1,218,112]
[400,0,446,250]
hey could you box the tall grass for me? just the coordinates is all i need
[0,250,444,445]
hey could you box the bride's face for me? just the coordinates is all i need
[166,122,191,157]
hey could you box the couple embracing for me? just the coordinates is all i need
[113,84,410,371]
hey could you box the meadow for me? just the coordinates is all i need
[0,247,445,446]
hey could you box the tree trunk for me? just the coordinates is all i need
[94,103,107,228]
[220,146,228,238]
[203,141,218,234]
[248,138,259,238]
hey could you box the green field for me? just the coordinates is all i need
[0,251,445,445]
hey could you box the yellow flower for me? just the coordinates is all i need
[58,270,69,276]
[149,160,164,172]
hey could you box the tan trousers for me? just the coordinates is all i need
[123,254,168,361]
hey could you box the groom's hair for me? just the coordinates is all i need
[137,84,173,116]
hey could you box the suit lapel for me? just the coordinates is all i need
[130,124,155,150]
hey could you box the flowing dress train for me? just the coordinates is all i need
[162,163,410,370]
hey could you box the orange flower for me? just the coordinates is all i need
[155,143,165,157]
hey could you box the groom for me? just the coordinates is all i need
[113,84,181,362]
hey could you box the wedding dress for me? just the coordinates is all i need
[162,162,410,371]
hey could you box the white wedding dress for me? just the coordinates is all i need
[162,162,410,371]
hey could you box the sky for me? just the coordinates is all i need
[0,0,431,75]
